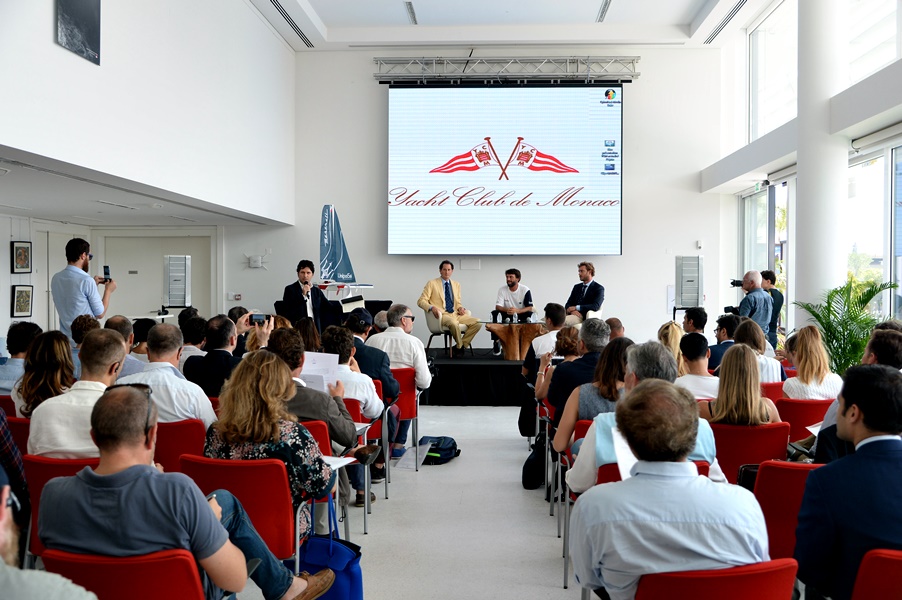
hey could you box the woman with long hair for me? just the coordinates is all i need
[732,319,784,383]
[13,331,75,418]
[782,326,843,399]
[553,336,634,453]
[245,314,292,354]
[535,326,580,401]
[698,343,780,425]
[295,317,322,353]
[658,321,688,376]
[205,350,335,537]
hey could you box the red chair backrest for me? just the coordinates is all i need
[23,455,100,557]
[179,455,295,560]
[299,420,332,457]
[208,397,220,416]
[574,419,592,442]
[155,420,206,473]
[761,382,785,402]
[42,548,205,600]
[753,460,820,559]
[343,398,364,422]
[391,367,418,420]
[8,417,29,453]
[785,368,797,378]
[0,395,14,417]
[773,398,834,441]
[635,558,798,599]
[373,379,383,400]
[709,422,791,484]
[851,548,902,600]
[597,461,710,484]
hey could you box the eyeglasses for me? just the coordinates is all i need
[87,253,94,260]
[5,490,20,512]
[402,315,416,322]
[107,383,154,435]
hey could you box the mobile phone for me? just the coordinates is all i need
[103,265,111,283]
[249,313,270,324]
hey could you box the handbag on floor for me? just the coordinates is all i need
[295,495,363,600]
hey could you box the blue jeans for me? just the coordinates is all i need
[215,489,294,600]
[387,407,411,445]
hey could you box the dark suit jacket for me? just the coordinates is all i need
[548,351,601,427]
[183,349,242,397]
[795,439,902,600]
[707,340,734,371]
[564,281,605,318]
[282,281,328,332]
[353,337,399,400]
[285,382,357,450]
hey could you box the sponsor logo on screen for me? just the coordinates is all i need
[430,137,578,180]
[604,89,617,100]
[604,140,616,147]
[604,164,616,171]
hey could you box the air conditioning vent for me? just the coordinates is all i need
[704,0,746,45]
[270,0,314,48]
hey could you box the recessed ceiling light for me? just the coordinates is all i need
[596,0,612,23]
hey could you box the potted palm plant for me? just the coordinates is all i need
[794,278,898,375]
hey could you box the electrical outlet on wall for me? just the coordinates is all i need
[234,294,242,301]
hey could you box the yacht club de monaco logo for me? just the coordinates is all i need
[430,137,578,179]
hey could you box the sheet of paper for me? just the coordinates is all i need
[302,352,339,387]
[299,373,326,393]
[323,456,355,469]
[806,422,823,437]
[612,427,638,481]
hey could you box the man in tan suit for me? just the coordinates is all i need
[417,260,482,355]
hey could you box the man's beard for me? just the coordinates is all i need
[82,261,90,273]
[2,518,19,567]
[507,281,517,289]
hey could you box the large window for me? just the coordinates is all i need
[749,0,798,141]
[848,0,899,84]
[846,156,888,318]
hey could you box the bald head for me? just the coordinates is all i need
[742,271,762,291]
[91,385,157,451]
[146,324,183,361]
[104,315,134,345]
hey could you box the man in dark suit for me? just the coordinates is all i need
[564,261,605,326]
[344,307,399,401]
[708,313,740,372]
[795,364,902,600]
[184,314,255,397]
[547,318,610,428]
[282,259,328,332]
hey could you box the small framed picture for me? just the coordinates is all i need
[12,285,33,318]
[11,241,32,274]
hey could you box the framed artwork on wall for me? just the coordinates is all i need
[12,285,33,318]
[11,241,32,274]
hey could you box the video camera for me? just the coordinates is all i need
[724,278,743,315]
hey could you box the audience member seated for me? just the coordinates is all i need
[681,307,707,335]
[227,306,250,357]
[698,343,780,424]
[796,364,902,600]
[553,337,634,454]
[0,321,42,395]
[119,324,217,428]
[296,317,322,353]
[245,315,292,354]
[657,321,688,377]
[69,314,99,379]
[179,315,208,372]
[40,385,335,600]
[103,315,146,379]
[185,315,257,398]
[775,331,798,368]
[568,342,726,494]
[522,303,566,385]
[372,310,389,334]
[205,351,336,538]
[177,306,200,330]
[534,326,579,401]
[781,326,842,399]
[708,313,740,371]
[28,329,125,458]
[547,319,610,427]
[733,319,785,383]
[674,333,720,399]
[570,379,767,600]
[13,331,75,418]
[0,409,30,559]
[605,317,625,340]
[343,308,399,401]
[564,261,605,326]
[0,465,95,598]
[130,318,156,363]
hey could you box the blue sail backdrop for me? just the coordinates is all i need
[319,205,356,282]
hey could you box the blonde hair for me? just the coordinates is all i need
[214,350,296,444]
[657,321,688,377]
[795,326,831,385]
[714,344,769,425]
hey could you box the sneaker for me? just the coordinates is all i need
[370,465,386,483]
[355,491,377,507]
[291,568,335,600]
[391,447,406,459]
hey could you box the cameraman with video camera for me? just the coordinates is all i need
[726,271,773,340]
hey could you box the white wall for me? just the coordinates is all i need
[224,47,734,345]
[0,0,296,223]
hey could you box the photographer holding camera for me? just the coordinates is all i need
[725,271,773,340]
[184,314,272,397]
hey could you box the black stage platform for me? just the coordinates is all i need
[424,347,531,407]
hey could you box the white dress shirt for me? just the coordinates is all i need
[335,364,384,419]
[178,345,207,373]
[365,326,432,389]
[674,374,720,399]
[28,380,107,458]
[118,362,217,428]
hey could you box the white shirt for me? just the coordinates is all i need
[757,355,783,383]
[119,362,217,428]
[495,284,533,314]
[178,345,207,373]
[27,380,107,458]
[674,374,720,400]
[335,364,384,419]
[365,326,432,389]
[782,373,843,400]
[531,329,560,356]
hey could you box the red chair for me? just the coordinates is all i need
[0,394,14,416]
[179,455,302,574]
[208,397,220,416]
[785,368,797,378]
[391,367,419,470]
[364,378,393,499]
[22,455,100,567]
[761,382,785,402]
[8,417,29,454]
[42,548,205,600]
[773,398,834,441]
[635,558,798,599]
[851,548,902,600]
[710,422,791,484]
[300,419,351,537]
[753,460,820,559]
[155,419,205,473]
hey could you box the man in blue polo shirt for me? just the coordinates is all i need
[50,238,116,344]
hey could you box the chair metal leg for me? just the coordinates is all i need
[342,500,350,541]
[382,416,390,499]
[413,415,419,472]
[363,462,370,534]
[581,586,591,600]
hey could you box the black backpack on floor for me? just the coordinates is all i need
[418,436,461,465]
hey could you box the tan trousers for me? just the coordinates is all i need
[441,312,482,348]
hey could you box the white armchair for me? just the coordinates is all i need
[424,309,469,356]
